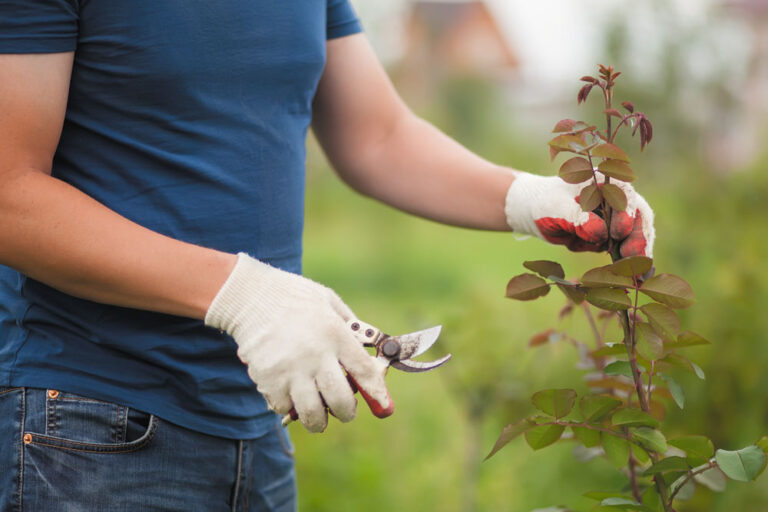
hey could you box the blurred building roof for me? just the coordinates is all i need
[401,0,519,77]
[722,0,768,16]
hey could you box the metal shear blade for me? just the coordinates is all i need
[379,324,451,373]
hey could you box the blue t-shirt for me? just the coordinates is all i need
[0,0,362,439]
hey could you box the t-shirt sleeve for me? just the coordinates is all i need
[326,0,362,40]
[0,0,79,53]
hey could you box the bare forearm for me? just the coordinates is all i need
[335,113,517,230]
[0,168,236,319]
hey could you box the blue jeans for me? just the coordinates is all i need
[0,386,296,511]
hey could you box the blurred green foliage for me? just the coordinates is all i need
[292,60,768,511]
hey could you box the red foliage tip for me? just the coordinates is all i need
[577,84,594,105]
[621,101,635,113]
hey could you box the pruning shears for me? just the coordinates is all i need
[282,320,451,426]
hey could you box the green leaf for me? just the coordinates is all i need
[640,274,695,309]
[608,256,653,278]
[636,322,664,361]
[602,183,627,211]
[640,303,680,341]
[604,360,633,378]
[559,156,594,184]
[716,446,765,482]
[660,374,685,409]
[641,486,663,512]
[691,361,706,380]
[591,344,627,357]
[485,418,535,460]
[586,288,631,311]
[630,427,667,454]
[525,424,565,450]
[598,159,635,182]
[592,143,630,163]
[524,260,566,280]
[670,475,695,501]
[694,466,727,492]
[584,491,628,501]
[531,388,577,418]
[612,408,660,428]
[602,432,630,468]
[757,435,768,453]
[506,273,550,300]
[669,435,714,461]
[573,426,602,447]
[643,456,690,475]
[600,497,652,511]
[580,395,623,422]
[581,266,634,288]
[667,331,711,348]
[579,183,602,212]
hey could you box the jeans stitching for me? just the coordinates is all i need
[0,387,21,396]
[24,415,159,454]
[231,440,243,512]
[18,387,25,512]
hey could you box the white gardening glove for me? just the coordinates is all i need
[205,253,390,433]
[504,171,655,257]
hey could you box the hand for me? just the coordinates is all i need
[204,253,390,433]
[504,172,654,257]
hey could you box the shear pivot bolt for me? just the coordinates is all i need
[381,340,400,358]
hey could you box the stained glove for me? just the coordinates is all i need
[504,172,654,257]
[205,253,390,433]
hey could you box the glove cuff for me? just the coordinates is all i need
[204,252,284,336]
[504,172,545,238]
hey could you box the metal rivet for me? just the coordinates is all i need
[365,329,374,338]
[350,322,360,331]
[23,433,32,445]
[382,340,400,358]
[47,389,59,399]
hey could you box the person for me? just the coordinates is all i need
[0,1,654,510]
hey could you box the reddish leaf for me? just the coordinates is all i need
[549,134,585,152]
[602,183,627,211]
[592,143,630,163]
[641,303,681,341]
[559,157,594,184]
[524,260,565,279]
[529,328,559,347]
[578,183,602,212]
[506,273,550,301]
[577,84,594,105]
[549,145,560,161]
[608,256,653,277]
[585,288,631,311]
[557,283,587,304]
[580,75,597,83]
[640,274,695,309]
[553,118,578,133]
[597,159,635,182]
[621,101,635,113]
[603,108,623,118]
[581,266,634,288]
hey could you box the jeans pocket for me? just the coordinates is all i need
[24,388,159,454]
[274,417,294,458]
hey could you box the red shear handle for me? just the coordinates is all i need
[286,373,393,422]
[347,373,394,418]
